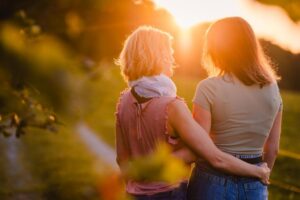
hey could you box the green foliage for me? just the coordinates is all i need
[0,22,74,137]
[0,22,76,108]
[0,89,59,137]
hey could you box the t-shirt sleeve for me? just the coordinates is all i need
[272,83,283,112]
[192,79,215,111]
[277,86,283,112]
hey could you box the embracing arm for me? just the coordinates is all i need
[171,103,212,164]
[193,103,211,133]
[172,146,197,164]
[263,110,282,170]
[168,100,270,183]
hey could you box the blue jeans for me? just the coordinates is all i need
[131,182,188,200]
[187,156,268,200]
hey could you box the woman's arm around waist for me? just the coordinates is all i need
[167,99,270,184]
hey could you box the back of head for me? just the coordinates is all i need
[203,17,279,86]
[117,26,174,82]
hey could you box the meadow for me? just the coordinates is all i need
[0,67,299,200]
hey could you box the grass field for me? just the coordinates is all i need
[0,67,299,199]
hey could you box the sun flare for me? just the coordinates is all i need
[153,0,242,28]
[153,0,300,53]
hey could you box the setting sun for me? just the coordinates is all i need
[153,0,242,28]
[153,0,300,53]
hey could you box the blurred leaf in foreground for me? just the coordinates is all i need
[98,172,132,200]
[0,87,60,137]
[0,21,77,136]
[124,143,190,184]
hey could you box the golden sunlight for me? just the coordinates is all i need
[153,0,300,53]
[153,0,242,28]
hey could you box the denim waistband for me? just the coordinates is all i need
[230,153,262,159]
[193,163,262,185]
[195,153,263,165]
[195,154,263,181]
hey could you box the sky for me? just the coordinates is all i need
[153,0,300,54]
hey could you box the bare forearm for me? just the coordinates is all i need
[263,110,281,170]
[211,152,262,178]
[172,147,197,164]
[263,149,278,170]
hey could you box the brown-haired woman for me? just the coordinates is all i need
[188,17,282,200]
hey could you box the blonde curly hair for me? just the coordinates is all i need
[117,26,174,81]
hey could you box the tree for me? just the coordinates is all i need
[0,0,177,137]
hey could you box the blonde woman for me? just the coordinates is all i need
[115,26,270,200]
[188,17,282,200]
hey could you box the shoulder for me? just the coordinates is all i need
[168,98,190,116]
[194,77,222,98]
[270,82,280,91]
[198,76,219,85]
[264,82,281,95]
[196,76,221,90]
[116,88,131,110]
[267,82,283,110]
[151,95,183,106]
[167,98,194,132]
[118,88,131,102]
[269,82,282,100]
[120,88,131,97]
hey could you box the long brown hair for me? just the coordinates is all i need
[203,17,280,86]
